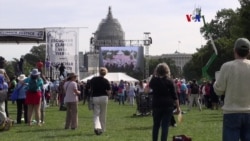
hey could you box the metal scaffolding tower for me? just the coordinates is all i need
[143,32,151,78]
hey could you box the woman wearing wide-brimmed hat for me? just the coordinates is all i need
[23,69,44,126]
[63,73,81,130]
[15,74,28,124]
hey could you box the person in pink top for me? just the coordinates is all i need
[63,73,81,130]
[36,60,44,74]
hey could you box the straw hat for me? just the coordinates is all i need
[17,74,27,81]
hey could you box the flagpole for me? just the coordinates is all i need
[178,41,181,52]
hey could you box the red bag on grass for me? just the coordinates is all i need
[173,135,192,141]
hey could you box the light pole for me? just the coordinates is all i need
[144,32,152,79]
[178,41,181,52]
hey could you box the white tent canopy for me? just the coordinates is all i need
[81,72,139,83]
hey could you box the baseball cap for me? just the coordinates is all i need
[234,38,250,51]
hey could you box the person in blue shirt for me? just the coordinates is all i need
[15,74,28,124]
[180,80,188,105]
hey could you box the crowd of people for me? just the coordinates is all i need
[0,37,249,140]
[0,59,224,138]
[174,78,221,111]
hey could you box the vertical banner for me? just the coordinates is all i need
[46,27,79,78]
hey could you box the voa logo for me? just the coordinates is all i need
[186,7,201,22]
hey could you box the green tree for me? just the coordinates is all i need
[4,44,46,79]
[182,61,199,81]
[24,44,46,67]
[5,59,17,79]
[238,0,250,39]
[200,9,239,40]
[148,57,180,78]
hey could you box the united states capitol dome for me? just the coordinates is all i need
[94,6,125,50]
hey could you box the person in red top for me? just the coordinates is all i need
[36,60,44,74]
[204,81,211,109]
[174,79,181,100]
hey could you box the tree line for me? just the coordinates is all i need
[2,44,45,79]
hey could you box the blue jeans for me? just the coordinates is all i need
[152,107,174,141]
[118,94,125,105]
[180,91,186,105]
[223,113,250,141]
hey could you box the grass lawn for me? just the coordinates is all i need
[2,100,223,141]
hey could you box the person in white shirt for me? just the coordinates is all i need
[127,83,136,106]
[213,38,250,141]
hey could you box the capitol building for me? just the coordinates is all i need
[79,7,192,78]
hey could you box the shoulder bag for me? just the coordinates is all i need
[0,90,7,102]
[11,85,24,101]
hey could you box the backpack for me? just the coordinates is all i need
[28,78,39,92]
[117,83,124,93]
[191,83,199,94]
[173,135,192,141]
[118,87,123,93]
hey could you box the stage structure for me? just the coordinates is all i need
[0,28,81,79]
[46,27,80,79]
[90,32,152,78]
[0,28,45,43]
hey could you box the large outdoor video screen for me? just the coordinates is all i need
[99,46,144,73]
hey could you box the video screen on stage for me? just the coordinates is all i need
[99,46,144,73]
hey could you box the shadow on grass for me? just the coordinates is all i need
[42,131,99,139]
[42,132,84,139]
[15,128,66,133]
[208,115,222,118]
[125,114,152,118]
[202,112,222,115]
[201,119,223,122]
[124,126,152,130]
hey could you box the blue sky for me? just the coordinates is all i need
[0,0,240,61]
